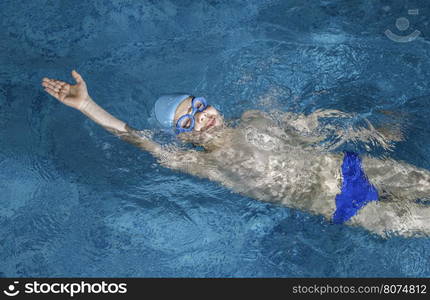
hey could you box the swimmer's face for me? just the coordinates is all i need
[173,96,223,133]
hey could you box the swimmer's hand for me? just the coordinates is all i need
[41,70,89,111]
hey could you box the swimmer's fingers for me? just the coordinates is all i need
[312,109,351,118]
[43,84,67,102]
[58,84,71,101]
[43,86,61,102]
[42,77,67,89]
[42,78,68,93]
[71,70,86,86]
[42,71,85,91]
[42,80,72,103]
[42,74,89,110]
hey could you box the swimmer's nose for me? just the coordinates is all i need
[195,111,208,123]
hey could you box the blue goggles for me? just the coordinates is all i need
[175,96,208,134]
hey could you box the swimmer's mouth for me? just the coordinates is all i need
[205,117,216,130]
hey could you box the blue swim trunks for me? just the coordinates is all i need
[332,151,379,224]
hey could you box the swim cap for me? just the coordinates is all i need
[154,94,191,130]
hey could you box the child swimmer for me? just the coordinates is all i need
[42,70,430,238]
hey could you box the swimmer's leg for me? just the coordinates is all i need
[361,155,430,202]
[349,200,430,237]
[351,155,430,237]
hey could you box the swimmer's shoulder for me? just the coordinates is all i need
[240,109,266,120]
[240,110,277,130]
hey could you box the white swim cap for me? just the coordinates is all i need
[154,94,190,130]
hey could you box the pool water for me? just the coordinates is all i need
[1,0,430,277]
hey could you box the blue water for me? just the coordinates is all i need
[1,0,430,277]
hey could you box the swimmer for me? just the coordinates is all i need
[42,70,430,238]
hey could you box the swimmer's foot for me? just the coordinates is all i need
[41,70,90,110]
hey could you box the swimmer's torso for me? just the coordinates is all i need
[160,110,344,219]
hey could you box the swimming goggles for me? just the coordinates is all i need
[175,96,208,134]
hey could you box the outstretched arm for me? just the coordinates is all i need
[241,108,403,152]
[41,70,163,157]
[280,109,404,151]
